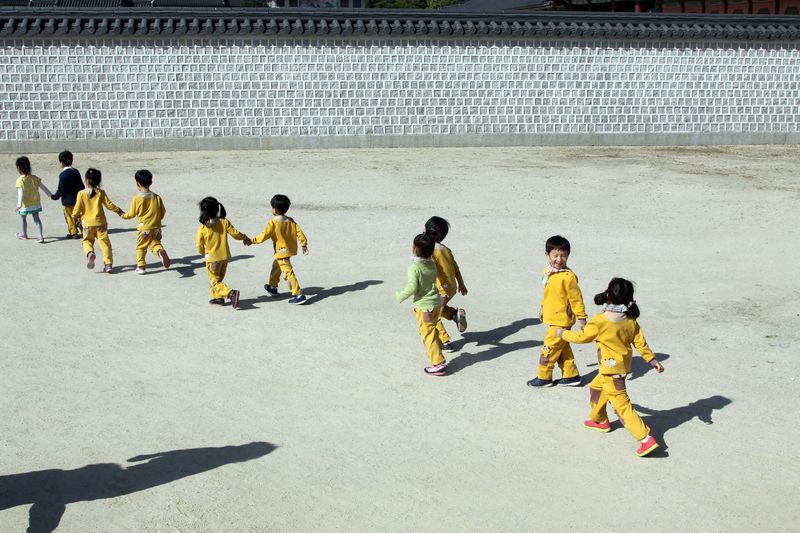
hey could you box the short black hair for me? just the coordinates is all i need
[16,156,31,175]
[271,194,291,215]
[424,216,450,242]
[58,150,73,166]
[545,235,571,254]
[134,169,153,187]
[413,233,435,258]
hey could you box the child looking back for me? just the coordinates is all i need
[250,194,309,305]
[120,169,170,274]
[14,156,52,243]
[557,278,664,457]
[425,216,468,352]
[71,168,124,273]
[195,196,250,309]
[527,235,587,388]
[50,150,84,239]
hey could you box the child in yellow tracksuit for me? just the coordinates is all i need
[527,235,587,388]
[71,168,124,273]
[195,196,250,309]
[120,169,170,274]
[425,216,468,352]
[396,233,446,376]
[557,278,665,457]
[249,194,309,305]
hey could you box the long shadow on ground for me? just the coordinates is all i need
[0,441,277,533]
[446,318,541,374]
[236,279,383,310]
[167,254,256,278]
[580,352,671,386]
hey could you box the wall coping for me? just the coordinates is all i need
[2,8,800,40]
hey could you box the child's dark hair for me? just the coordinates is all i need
[594,277,640,319]
[199,196,226,225]
[135,169,153,187]
[545,235,571,254]
[85,168,102,198]
[16,156,31,175]
[413,233,435,259]
[58,150,73,166]
[424,216,450,242]
[270,194,291,215]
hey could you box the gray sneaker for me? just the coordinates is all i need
[456,308,467,333]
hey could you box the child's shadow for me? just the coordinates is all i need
[106,227,139,235]
[447,318,541,374]
[158,254,256,278]
[236,279,383,310]
[634,395,733,458]
[580,352,671,386]
[0,441,276,533]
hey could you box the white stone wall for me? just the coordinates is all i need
[1,36,799,150]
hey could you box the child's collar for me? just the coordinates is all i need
[412,256,433,264]
[545,263,570,274]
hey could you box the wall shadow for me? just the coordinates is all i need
[447,318,540,374]
[0,441,276,533]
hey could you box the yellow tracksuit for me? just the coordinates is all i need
[538,268,587,381]
[432,243,461,344]
[562,313,657,441]
[72,188,122,265]
[252,215,308,296]
[396,258,444,366]
[196,218,247,299]
[121,191,166,267]
[63,205,79,235]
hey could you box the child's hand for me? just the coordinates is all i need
[555,328,565,338]
[578,319,587,331]
[243,237,252,246]
[458,284,468,296]
[651,361,665,373]
[51,194,57,200]
[117,209,124,216]
[538,306,543,322]
[14,206,20,213]
[302,245,309,256]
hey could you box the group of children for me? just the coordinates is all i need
[396,231,665,457]
[13,151,310,306]
[15,151,665,457]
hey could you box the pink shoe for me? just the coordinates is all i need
[636,436,659,457]
[583,419,611,433]
[86,252,96,269]
[135,267,146,274]
[424,363,447,376]
[103,264,113,274]
[159,248,171,269]
[15,232,28,240]
[37,237,45,244]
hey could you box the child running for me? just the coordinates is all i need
[195,196,250,309]
[71,168,123,272]
[14,156,52,243]
[249,194,309,305]
[50,150,84,239]
[425,216,468,352]
[396,233,446,376]
[120,169,170,274]
[556,278,665,457]
[527,235,587,388]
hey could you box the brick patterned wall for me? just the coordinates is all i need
[1,36,799,149]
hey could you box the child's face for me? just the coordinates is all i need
[546,248,569,269]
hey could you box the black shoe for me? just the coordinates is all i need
[229,290,240,309]
[209,298,225,306]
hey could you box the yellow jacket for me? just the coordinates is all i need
[121,191,165,230]
[252,215,307,259]
[432,243,459,297]
[195,218,247,262]
[561,313,655,375]
[540,268,587,327]
[73,188,122,227]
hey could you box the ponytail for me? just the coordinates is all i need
[199,196,225,225]
[85,168,102,198]
[593,291,607,306]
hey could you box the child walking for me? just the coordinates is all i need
[71,168,124,272]
[195,196,250,309]
[527,235,587,388]
[14,156,52,243]
[425,216,468,352]
[50,150,85,239]
[250,194,309,305]
[557,278,665,457]
[396,233,446,376]
[120,169,170,274]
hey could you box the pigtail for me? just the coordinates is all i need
[593,291,607,306]
[626,301,641,319]
[199,196,221,225]
[218,202,227,220]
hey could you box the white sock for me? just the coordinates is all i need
[640,436,651,443]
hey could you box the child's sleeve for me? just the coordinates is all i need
[296,222,308,247]
[561,320,600,344]
[567,275,588,320]
[195,226,206,255]
[120,197,138,220]
[395,265,419,303]
[160,197,166,220]
[38,180,53,198]
[251,220,274,245]
[51,174,65,200]
[102,192,123,214]
[72,193,84,218]
[225,220,247,241]
[16,182,23,208]
[632,323,656,363]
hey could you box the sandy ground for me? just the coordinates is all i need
[1,145,799,532]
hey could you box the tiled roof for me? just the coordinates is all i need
[1,8,799,39]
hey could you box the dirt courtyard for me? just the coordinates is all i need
[2,145,798,532]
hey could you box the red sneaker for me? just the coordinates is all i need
[583,419,611,433]
[159,248,171,269]
[636,436,659,457]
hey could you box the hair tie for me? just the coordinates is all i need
[628,300,636,307]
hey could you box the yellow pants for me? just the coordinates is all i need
[588,374,650,441]
[136,229,164,267]
[436,291,458,344]
[206,261,233,299]
[82,225,113,265]
[537,325,580,380]
[63,205,79,236]
[268,257,301,296]
[416,307,445,366]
